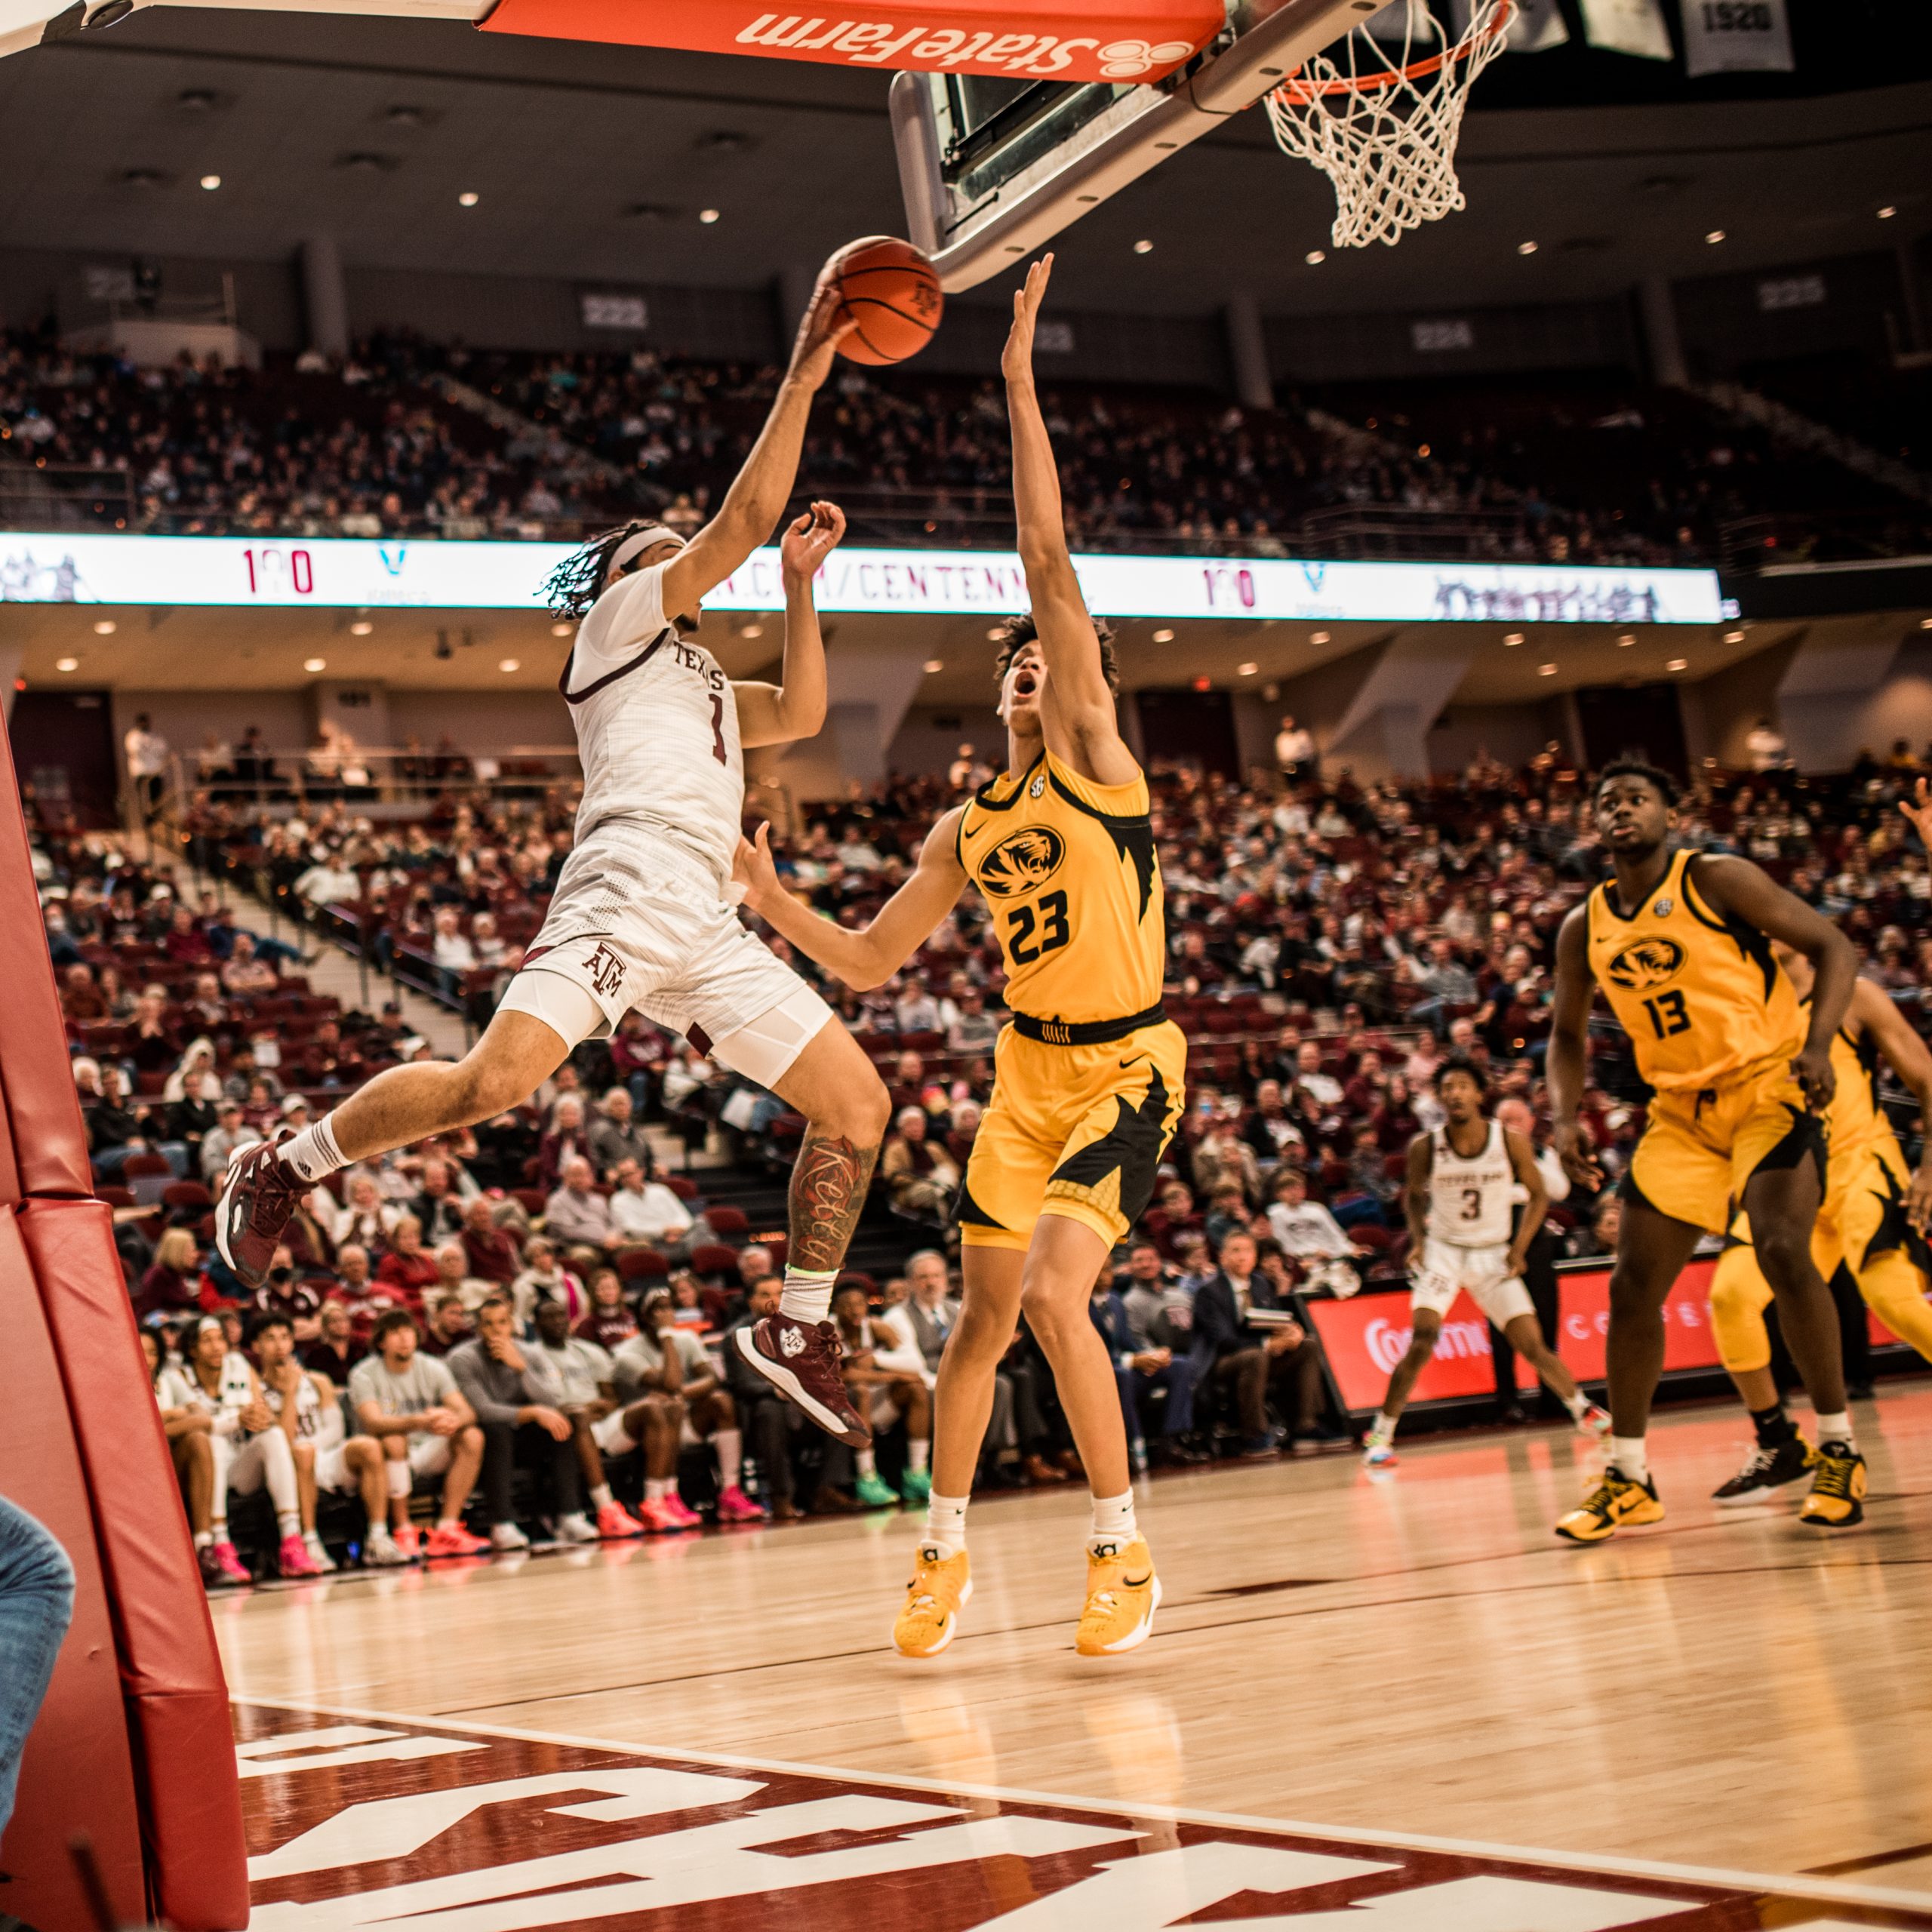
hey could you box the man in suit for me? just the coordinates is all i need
[1089,1274,1198,1474]
[1193,1227,1328,1458]
[884,1248,958,1371]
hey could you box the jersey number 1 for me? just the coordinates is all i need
[1641,989,1690,1039]
[708,694,727,767]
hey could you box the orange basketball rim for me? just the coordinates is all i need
[478,0,1223,85]
[1275,0,1512,100]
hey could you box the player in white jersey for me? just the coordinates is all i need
[1361,1058,1608,1468]
[217,263,890,1449]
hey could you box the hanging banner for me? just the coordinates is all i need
[1454,0,1566,51]
[1578,0,1672,60]
[1681,0,1792,76]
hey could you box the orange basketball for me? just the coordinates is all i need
[826,235,943,366]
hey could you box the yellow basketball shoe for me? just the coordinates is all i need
[1798,1441,1867,1530]
[893,1543,973,1657]
[1554,1466,1665,1543]
[1075,1534,1161,1656]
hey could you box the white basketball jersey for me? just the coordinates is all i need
[186,1349,254,1427]
[263,1368,323,1442]
[1426,1118,1515,1248]
[563,558,744,883]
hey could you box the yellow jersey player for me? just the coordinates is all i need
[1546,759,1861,1542]
[1708,945,1932,1523]
[735,254,1182,1657]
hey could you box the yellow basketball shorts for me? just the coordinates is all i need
[958,1020,1187,1252]
[1626,1057,1826,1237]
[1709,1136,1932,1373]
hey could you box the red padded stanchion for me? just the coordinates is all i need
[0,1206,147,1930]
[22,1199,250,1932]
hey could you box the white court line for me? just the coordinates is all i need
[238,1694,1932,1918]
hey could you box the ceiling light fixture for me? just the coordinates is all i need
[304,657,327,673]
[92,619,116,635]
[498,657,520,672]
[699,208,721,224]
[1237,661,1259,676]
[1152,627,1175,644]
[1310,629,1331,645]
[551,620,572,637]
[1617,632,1635,647]
[1539,663,1558,676]
[458,190,478,206]
[1305,249,1324,265]
[199,174,221,191]
[1666,657,1688,672]
[1503,631,1524,646]
[923,658,944,673]
[1517,240,1537,256]
[1724,629,1745,643]
[1878,205,1897,220]
[740,623,763,639]
[349,619,373,635]
[1706,228,1725,244]
[986,626,1006,641]
[55,657,78,672]
[1133,238,1154,255]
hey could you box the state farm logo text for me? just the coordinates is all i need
[737,14,1198,75]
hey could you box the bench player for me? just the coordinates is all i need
[217,269,888,1451]
[1707,943,1932,1522]
[1361,1057,1607,1467]
[735,254,1183,1657]
[1547,760,1861,1542]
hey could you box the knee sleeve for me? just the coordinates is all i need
[1709,1246,1776,1374]
[1860,1250,1932,1366]
[387,1458,413,1499]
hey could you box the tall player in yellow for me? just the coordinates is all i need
[1547,760,1861,1541]
[735,254,1183,1656]
[1706,943,1932,1521]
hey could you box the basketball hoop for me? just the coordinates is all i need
[1266,0,1511,250]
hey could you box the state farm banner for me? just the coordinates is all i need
[476,0,1219,82]
[0,531,1724,624]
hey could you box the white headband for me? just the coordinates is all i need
[605,524,678,583]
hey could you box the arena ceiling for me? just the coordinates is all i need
[0,8,1927,319]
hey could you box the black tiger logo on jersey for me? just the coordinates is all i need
[978,826,1067,899]
[1606,936,1685,992]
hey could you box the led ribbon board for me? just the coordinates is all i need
[0,533,1724,623]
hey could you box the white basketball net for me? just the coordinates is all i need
[1266,0,1510,250]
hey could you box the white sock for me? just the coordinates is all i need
[1367,1411,1397,1445]
[1562,1389,1591,1420]
[1814,1411,1855,1450]
[856,1447,878,1479]
[589,1483,614,1511]
[368,1524,395,1546]
[780,1267,838,1326]
[1088,1489,1137,1555]
[194,1530,213,1550]
[437,1515,462,1531]
[645,1477,671,1503]
[714,1427,743,1489]
[1611,1436,1650,1484]
[275,1509,300,1537]
[211,1517,228,1541]
[924,1491,968,1557]
[386,1461,411,1499]
[279,1113,345,1183]
[909,1438,930,1473]
[303,1529,325,1549]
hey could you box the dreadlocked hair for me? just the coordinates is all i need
[989,611,1121,693]
[543,521,659,623]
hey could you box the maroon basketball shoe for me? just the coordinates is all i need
[214,1135,306,1289]
[735,1316,872,1447]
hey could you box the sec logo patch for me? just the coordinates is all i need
[978,825,1066,899]
[1607,935,1685,991]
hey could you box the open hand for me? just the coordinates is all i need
[1900,777,1932,850]
[1000,253,1054,383]
[781,500,846,583]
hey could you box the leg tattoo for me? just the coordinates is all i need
[789,1129,880,1274]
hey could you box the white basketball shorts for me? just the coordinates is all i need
[498,819,832,1086]
[1409,1237,1534,1327]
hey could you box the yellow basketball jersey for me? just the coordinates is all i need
[958,746,1164,1026]
[1823,1004,1888,1160]
[1586,846,1803,1091]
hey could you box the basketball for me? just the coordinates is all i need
[825,235,943,365]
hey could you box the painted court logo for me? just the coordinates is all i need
[977,826,1066,899]
[1606,936,1685,992]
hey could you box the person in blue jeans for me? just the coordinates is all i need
[0,1497,75,1834]
[1088,1277,1197,1474]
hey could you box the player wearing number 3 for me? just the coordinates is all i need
[735,254,1184,1657]
[1545,759,1863,1543]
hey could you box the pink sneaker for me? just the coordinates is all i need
[278,1534,325,1578]
[659,1494,704,1529]
[425,1522,491,1558]
[716,1485,768,1523]
[392,1523,422,1558]
[635,1497,697,1533]
[209,1540,251,1585]
[595,1501,645,1540]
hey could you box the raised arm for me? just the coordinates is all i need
[735,809,969,992]
[1001,256,1136,784]
[1850,977,1932,1229]
[734,500,843,749]
[660,281,851,614]
[1546,904,1601,1186]
[1691,853,1857,1111]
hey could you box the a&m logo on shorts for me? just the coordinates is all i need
[586,943,627,997]
[1607,935,1685,992]
[978,826,1066,899]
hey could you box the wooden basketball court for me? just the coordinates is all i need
[219,1386,1932,1930]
